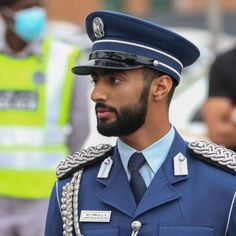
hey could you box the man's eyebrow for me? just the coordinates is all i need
[91,69,127,78]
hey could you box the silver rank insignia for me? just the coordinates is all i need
[97,156,113,178]
[173,153,188,176]
[93,17,105,39]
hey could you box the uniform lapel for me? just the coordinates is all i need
[96,146,136,217]
[135,130,189,217]
[96,131,189,218]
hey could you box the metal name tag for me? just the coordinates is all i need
[80,210,111,223]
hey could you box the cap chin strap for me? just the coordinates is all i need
[89,50,181,80]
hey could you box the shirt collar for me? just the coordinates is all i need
[117,126,175,175]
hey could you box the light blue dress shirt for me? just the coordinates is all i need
[117,126,175,187]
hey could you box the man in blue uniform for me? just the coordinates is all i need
[45,10,236,236]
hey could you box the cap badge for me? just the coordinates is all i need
[93,17,105,39]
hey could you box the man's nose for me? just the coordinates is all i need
[90,81,108,103]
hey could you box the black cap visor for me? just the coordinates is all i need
[72,51,155,75]
[72,59,144,75]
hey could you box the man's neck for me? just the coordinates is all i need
[119,122,172,151]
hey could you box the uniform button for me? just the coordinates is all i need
[131,220,142,235]
[153,60,159,67]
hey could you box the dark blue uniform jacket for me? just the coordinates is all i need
[45,131,236,236]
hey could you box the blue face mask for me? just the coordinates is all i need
[14,7,46,42]
[4,7,47,42]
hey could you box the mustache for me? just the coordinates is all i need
[95,102,117,113]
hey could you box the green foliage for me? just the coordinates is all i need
[152,0,173,12]
[103,0,124,11]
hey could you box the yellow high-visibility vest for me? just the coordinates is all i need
[0,37,80,198]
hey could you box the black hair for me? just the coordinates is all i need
[0,0,18,7]
[143,67,176,105]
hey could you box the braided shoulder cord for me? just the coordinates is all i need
[58,144,113,235]
[73,170,84,236]
[189,140,236,173]
[57,144,112,178]
[61,172,79,236]
[60,170,84,236]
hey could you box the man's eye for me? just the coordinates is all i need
[109,76,121,84]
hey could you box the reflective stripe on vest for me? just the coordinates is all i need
[0,152,65,170]
[0,126,71,146]
[46,40,76,126]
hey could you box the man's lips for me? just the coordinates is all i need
[96,107,112,119]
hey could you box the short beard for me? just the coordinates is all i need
[96,81,151,137]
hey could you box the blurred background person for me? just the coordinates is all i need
[0,0,89,235]
[202,45,236,151]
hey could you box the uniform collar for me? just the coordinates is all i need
[117,126,175,176]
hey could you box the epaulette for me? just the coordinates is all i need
[56,144,113,179]
[189,140,236,175]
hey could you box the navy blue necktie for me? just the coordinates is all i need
[128,152,147,204]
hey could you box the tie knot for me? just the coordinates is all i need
[128,152,146,172]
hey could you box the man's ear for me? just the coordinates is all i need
[151,75,173,101]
